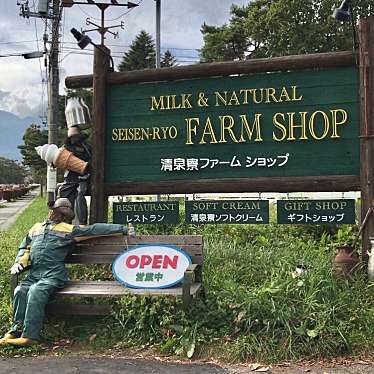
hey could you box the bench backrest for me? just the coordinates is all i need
[66,235,203,265]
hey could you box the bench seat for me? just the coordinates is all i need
[12,234,204,315]
[55,280,202,297]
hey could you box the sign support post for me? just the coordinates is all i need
[359,17,374,262]
[90,45,110,223]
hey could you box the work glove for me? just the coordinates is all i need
[10,263,24,275]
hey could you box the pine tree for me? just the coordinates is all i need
[18,124,48,183]
[118,30,156,71]
[161,50,177,67]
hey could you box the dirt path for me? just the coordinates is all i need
[0,190,38,231]
[0,356,372,374]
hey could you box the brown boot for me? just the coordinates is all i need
[0,333,18,346]
[6,337,38,347]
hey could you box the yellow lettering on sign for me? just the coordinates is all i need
[272,109,348,141]
[199,117,218,145]
[151,96,165,111]
[330,109,348,138]
[186,114,264,145]
[238,114,263,142]
[219,115,239,143]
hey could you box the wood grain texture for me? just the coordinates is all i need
[90,46,110,223]
[54,280,202,297]
[104,175,360,195]
[359,18,374,262]
[66,51,356,89]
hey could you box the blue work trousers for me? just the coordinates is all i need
[11,280,57,340]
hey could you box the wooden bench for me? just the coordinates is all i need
[11,235,203,315]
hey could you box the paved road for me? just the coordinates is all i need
[0,356,372,374]
[0,189,38,231]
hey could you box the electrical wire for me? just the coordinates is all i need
[61,46,199,60]
[32,1,48,122]
[30,0,47,123]
[60,40,200,52]
[59,50,199,64]
[0,39,42,45]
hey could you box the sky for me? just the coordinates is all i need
[0,0,248,120]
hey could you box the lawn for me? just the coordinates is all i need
[0,197,373,362]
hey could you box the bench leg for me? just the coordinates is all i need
[182,271,193,310]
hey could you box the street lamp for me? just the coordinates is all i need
[70,28,114,71]
[332,0,358,49]
[0,51,44,59]
[332,0,351,21]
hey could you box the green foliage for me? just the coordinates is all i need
[0,156,27,184]
[161,50,177,68]
[118,31,176,71]
[200,0,374,62]
[18,124,48,183]
[111,221,374,362]
[0,199,373,362]
[0,197,48,353]
[118,31,156,71]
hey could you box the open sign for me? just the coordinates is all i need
[112,244,191,289]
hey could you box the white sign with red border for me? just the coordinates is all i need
[112,244,192,289]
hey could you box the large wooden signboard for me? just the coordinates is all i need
[105,67,359,185]
[65,18,374,262]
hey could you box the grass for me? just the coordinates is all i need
[0,196,48,356]
[0,197,373,362]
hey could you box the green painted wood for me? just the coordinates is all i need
[277,199,356,224]
[113,201,180,224]
[185,200,269,224]
[105,67,359,186]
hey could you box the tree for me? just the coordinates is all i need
[18,124,48,184]
[0,157,26,184]
[118,30,156,71]
[161,50,177,67]
[200,0,374,62]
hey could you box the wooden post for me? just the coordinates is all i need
[359,17,374,262]
[90,46,110,223]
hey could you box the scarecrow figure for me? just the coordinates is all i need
[57,97,92,224]
[36,97,92,224]
[0,198,129,347]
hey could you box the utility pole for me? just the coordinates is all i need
[63,0,140,222]
[18,0,61,202]
[47,0,61,202]
[155,0,161,202]
[155,0,161,69]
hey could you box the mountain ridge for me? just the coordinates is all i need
[0,110,42,161]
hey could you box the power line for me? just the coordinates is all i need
[60,50,199,64]
[0,39,200,53]
[60,40,200,52]
[0,39,42,45]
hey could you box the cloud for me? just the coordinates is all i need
[0,0,248,116]
[0,88,42,118]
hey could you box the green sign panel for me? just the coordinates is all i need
[113,201,180,224]
[105,67,359,184]
[185,200,269,224]
[277,199,356,224]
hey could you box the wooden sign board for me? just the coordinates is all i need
[185,200,269,224]
[105,67,359,188]
[277,199,356,224]
[113,201,180,224]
